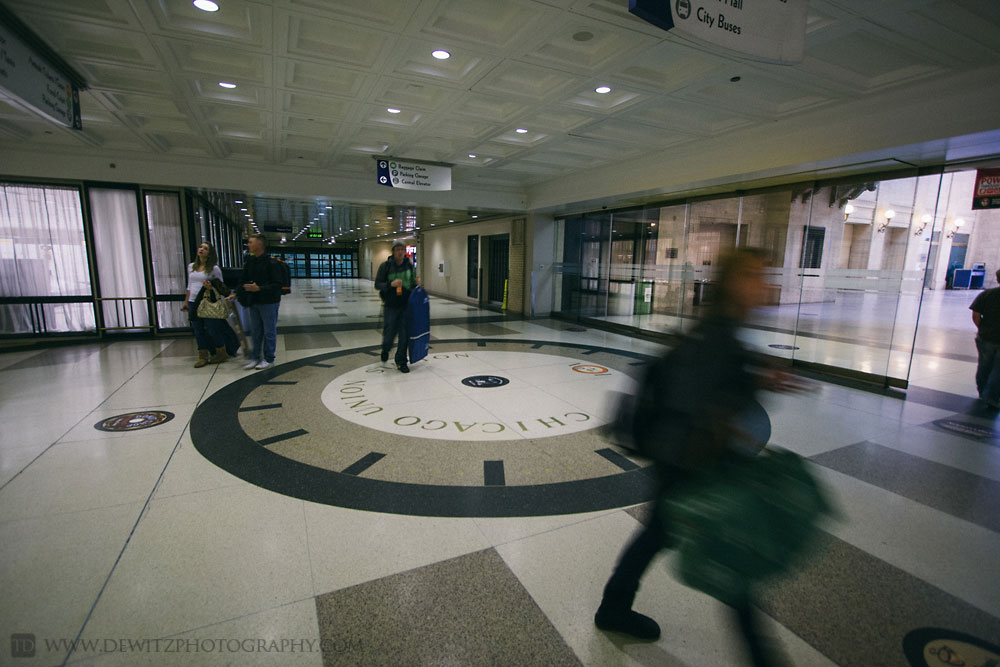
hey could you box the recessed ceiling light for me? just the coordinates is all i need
[193,0,219,11]
[219,82,237,89]
[472,215,478,218]
[448,219,454,223]
[468,154,476,158]
[515,128,528,133]
[432,50,451,60]
[387,107,401,114]
[234,200,242,203]
[595,86,611,94]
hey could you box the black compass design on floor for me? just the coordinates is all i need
[190,338,771,517]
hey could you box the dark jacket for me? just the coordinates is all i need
[375,256,416,309]
[236,253,282,305]
[637,315,762,479]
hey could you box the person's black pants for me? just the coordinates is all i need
[381,305,408,366]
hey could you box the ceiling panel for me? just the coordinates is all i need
[0,0,996,240]
[280,11,395,71]
[137,0,270,47]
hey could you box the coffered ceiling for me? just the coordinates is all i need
[1,0,998,242]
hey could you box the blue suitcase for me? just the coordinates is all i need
[406,286,430,364]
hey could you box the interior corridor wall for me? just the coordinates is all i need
[360,240,394,280]
[420,218,514,309]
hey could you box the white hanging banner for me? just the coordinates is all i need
[628,0,808,65]
[0,20,82,128]
[376,158,452,191]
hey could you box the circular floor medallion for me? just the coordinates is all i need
[461,375,510,388]
[903,628,1000,667]
[95,410,175,432]
[190,339,771,517]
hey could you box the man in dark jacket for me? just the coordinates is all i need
[235,234,282,370]
[375,240,420,373]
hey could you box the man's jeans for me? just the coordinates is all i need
[248,301,279,363]
[975,337,1000,402]
[382,305,409,366]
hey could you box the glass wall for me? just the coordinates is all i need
[0,183,96,334]
[88,187,150,332]
[146,192,187,330]
[276,251,357,279]
[552,169,973,388]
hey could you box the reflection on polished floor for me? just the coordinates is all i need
[1,279,999,666]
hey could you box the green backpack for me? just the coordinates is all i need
[661,448,834,605]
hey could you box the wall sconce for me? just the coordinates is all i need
[914,213,932,236]
[947,217,966,239]
[843,203,854,221]
[877,209,896,233]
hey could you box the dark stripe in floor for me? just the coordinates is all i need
[238,403,282,412]
[275,315,522,335]
[314,549,581,666]
[595,448,640,471]
[341,452,385,476]
[905,386,984,413]
[756,530,1000,667]
[319,313,348,318]
[155,339,195,359]
[454,322,519,335]
[484,460,505,486]
[257,429,308,446]
[6,343,112,369]
[810,441,1000,533]
[283,333,342,351]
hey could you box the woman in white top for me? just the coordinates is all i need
[181,242,225,367]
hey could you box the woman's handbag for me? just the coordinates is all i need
[197,287,229,319]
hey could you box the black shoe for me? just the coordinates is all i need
[594,608,661,640]
[380,350,389,362]
[397,364,410,373]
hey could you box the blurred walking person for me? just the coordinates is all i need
[596,248,817,667]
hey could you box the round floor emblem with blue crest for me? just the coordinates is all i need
[95,411,175,432]
[461,375,509,388]
[903,628,1000,667]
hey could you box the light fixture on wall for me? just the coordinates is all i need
[843,203,854,221]
[877,209,896,233]
[947,217,966,239]
[914,213,932,236]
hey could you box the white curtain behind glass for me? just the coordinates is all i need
[0,184,95,333]
[88,188,149,330]
[145,193,187,329]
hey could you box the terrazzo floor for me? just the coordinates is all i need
[1,279,998,666]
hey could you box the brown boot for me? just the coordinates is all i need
[194,349,210,368]
[210,346,228,364]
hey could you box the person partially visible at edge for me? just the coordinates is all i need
[595,247,803,667]
[181,241,226,368]
[235,234,282,371]
[970,269,1000,408]
[375,240,420,373]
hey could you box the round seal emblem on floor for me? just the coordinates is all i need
[903,628,1000,667]
[95,411,175,432]
[190,338,771,517]
[461,375,509,388]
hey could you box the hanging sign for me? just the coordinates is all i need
[628,0,808,65]
[972,168,1000,210]
[0,20,82,129]
[376,158,451,191]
